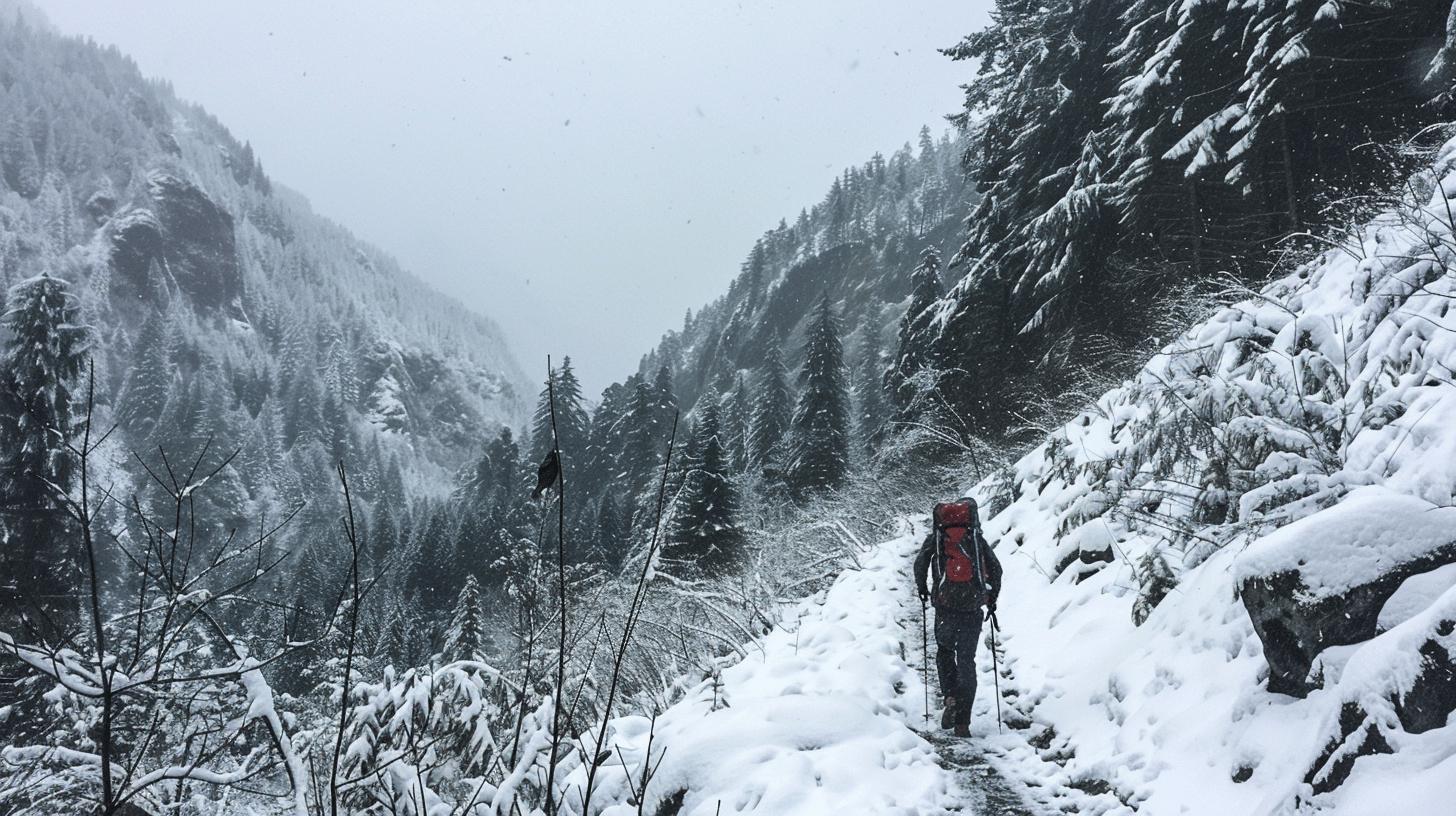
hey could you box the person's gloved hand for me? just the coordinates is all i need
[985,598,998,620]
[917,587,930,602]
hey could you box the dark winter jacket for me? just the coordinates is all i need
[914,512,1002,612]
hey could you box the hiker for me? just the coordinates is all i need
[914,496,1002,737]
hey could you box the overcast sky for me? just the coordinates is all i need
[37,1,988,394]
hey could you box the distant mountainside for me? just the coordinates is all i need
[0,7,529,517]
[633,126,973,420]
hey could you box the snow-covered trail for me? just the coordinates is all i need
[576,521,1044,815]
[893,522,1040,816]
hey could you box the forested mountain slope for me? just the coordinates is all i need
[635,126,971,415]
[0,10,527,456]
[0,9,527,639]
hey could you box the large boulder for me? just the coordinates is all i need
[1296,588,1456,805]
[1236,487,1456,696]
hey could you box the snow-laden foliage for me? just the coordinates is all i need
[921,0,1456,439]
[968,131,1456,814]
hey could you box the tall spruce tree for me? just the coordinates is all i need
[749,345,792,474]
[442,574,488,662]
[117,308,173,437]
[853,329,887,457]
[720,373,751,473]
[596,492,625,570]
[666,393,744,573]
[0,272,88,625]
[886,246,944,416]
[622,376,663,496]
[786,297,851,498]
[530,356,590,476]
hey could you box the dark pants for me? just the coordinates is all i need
[933,607,983,725]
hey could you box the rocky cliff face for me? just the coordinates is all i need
[107,172,245,321]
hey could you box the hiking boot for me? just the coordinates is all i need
[954,722,971,738]
[941,696,957,730]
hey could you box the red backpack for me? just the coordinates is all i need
[934,501,978,584]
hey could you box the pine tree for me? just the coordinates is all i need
[596,492,625,570]
[375,601,416,668]
[622,376,663,495]
[529,356,590,476]
[719,374,752,474]
[1,115,41,199]
[408,505,457,616]
[886,247,945,416]
[284,371,324,449]
[442,574,488,662]
[485,427,523,498]
[853,329,887,456]
[666,393,744,573]
[117,308,174,436]
[748,346,792,474]
[786,297,850,498]
[323,384,352,466]
[0,272,88,625]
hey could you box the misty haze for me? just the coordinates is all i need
[2,1,1455,814]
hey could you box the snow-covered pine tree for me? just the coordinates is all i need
[116,308,174,436]
[886,246,944,418]
[666,392,744,573]
[442,574,488,662]
[0,271,88,626]
[580,381,629,496]
[407,504,459,618]
[786,296,851,498]
[284,370,325,449]
[375,601,418,668]
[529,356,590,476]
[0,114,41,199]
[852,328,887,457]
[720,373,752,473]
[596,492,625,570]
[749,345,792,474]
[622,376,664,497]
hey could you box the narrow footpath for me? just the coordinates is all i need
[892,521,1039,816]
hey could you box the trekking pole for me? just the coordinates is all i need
[988,608,1003,734]
[919,595,930,725]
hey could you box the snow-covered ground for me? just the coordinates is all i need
[566,522,986,815]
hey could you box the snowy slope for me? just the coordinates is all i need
[967,136,1456,814]
[564,523,970,815]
